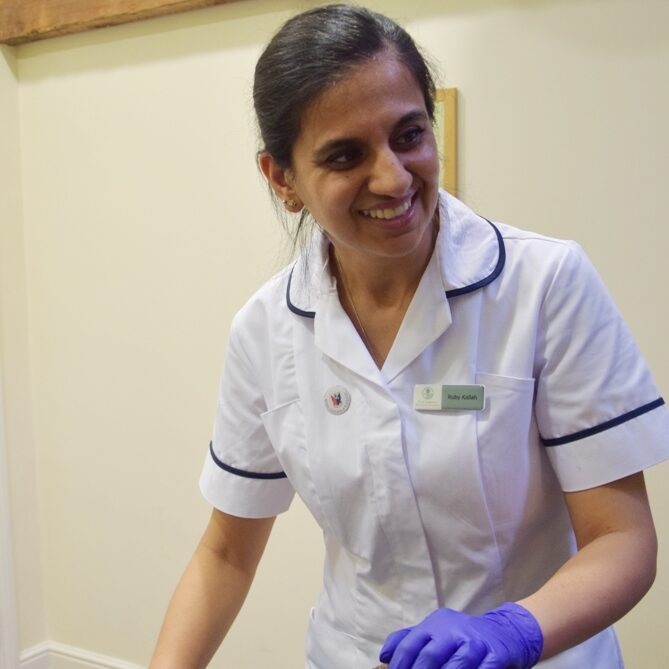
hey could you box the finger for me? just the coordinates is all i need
[441,639,488,669]
[477,651,505,669]
[380,628,412,664]
[387,629,432,669]
[410,638,461,669]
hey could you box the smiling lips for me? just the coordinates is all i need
[360,196,413,220]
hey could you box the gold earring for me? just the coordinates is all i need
[283,197,298,209]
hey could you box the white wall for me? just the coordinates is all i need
[7,0,669,666]
[0,43,47,655]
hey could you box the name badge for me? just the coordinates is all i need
[413,384,485,411]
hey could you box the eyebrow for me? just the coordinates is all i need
[312,109,429,162]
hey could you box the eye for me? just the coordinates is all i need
[395,126,426,148]
[325,147,363,169]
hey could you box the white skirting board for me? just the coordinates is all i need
[20,642,145,669]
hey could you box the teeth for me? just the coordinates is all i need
[362,198,412,220]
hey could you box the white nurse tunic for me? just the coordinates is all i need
[200,191,669,668]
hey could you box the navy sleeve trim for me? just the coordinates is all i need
[209,441,288,479]
[542,397,665,447]
[445,220,506,298]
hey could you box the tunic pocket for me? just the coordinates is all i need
[263,387,385,562]
[302,387,386,562]
[475,371,537,530]
[475,372,574,601]
[260,399,330,532]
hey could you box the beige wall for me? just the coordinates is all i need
[5,0,669,666]
[0,44,48,650]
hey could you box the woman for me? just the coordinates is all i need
[150,5,669,668]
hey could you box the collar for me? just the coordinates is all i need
[285,190,505,318]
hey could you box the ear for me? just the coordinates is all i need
[258,152,303,212]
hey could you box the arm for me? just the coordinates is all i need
[381,472,658,668]
[149,508,275,669]
[517,471,657,659]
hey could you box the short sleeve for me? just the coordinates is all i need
[199,318,295,517]
[534,241,669,491]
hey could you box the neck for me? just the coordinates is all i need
[330,222,437,309]
[330,229,436,369]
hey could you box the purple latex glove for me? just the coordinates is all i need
[379,602,543,669]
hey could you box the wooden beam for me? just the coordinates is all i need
[0,0,242,46]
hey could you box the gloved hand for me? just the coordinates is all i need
[379,602,543,669]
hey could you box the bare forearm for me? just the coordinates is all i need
[519,504,657,658]
[149,510,274,668]
[149,542,255,669]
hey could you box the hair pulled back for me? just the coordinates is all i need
[253,3,437,169]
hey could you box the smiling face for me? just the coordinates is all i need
[261,52,441,274]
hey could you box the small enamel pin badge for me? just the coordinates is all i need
[414,384,485,411]
[324,385,351,415]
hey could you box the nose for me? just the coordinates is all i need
[367,147,412,196]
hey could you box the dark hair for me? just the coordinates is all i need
[254,4,436,168]
[253,3,437,251]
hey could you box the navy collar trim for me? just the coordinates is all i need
[286,269,316,319]
[445,219,505,298]
[286,218,506,319]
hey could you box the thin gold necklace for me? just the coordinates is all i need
[332,250,383,367]
[330,218,439,368]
